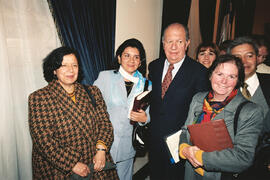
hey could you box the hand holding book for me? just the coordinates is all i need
[131,90,151,112]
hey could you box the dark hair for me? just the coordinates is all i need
[252,34,270,64]
[219,39,233,53]
[43,46,84,82]
[112,38,146,77]
[208,54,245,89]
[162,23,190,41]
[251,34,270,49]
[227,36,258,56]
[195,41,219,60]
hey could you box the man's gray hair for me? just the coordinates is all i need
[227,36,259,56]
[162,23,190,42]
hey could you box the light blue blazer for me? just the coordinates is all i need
[94,70,151,162]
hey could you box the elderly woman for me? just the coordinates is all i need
[28,46,118,179]
[179,54,263,180]
[196,42,219,68]
[94,38,151,180]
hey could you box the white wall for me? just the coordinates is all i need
[115,0,163,68]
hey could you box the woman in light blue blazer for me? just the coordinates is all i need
[94,38,151,180]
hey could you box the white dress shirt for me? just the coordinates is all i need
[161,56,185,82]
[242,73,259,96]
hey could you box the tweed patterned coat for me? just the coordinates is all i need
[28,80,119,180]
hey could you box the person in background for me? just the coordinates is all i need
[148,23,209,180]
[252,34,270,74]
[94,38,151,180]
[227,36,270,118]
[179,54,263,180]
[196,41,219,68]
[28,46,118,179]
[219,39,232,55]
[228,36,270,179]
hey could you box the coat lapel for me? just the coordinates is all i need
[163,56,190,99]
[113,73,128,103]
[49,81,92,140]
[155,59,165,100]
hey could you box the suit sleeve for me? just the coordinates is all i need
[28,92,81,173]
[179,93,200,145]
[148,62,154,82]
[90,86,114,149]
[194,66,210,93]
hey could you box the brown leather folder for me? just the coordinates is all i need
[187,119,233,152]
[132,90,151,112]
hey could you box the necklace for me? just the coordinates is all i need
[67,90,75,97]
[125,81,134,86]
[125,81,134,96]
[67,86,76,97]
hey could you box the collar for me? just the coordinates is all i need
[244,73,259,96]
[162,55,186,81]
[119,65,139,83]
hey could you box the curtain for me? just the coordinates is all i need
[48,0,116,84]
[213,0,235,45]
[199,0,216,42]
[234,0,256,37]
[0,0,61,179]
[213,0,256,44]
[187,0,202,59]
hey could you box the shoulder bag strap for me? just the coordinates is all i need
[83,84,97,108]
[233,101,251,135]
[144,79,149,91]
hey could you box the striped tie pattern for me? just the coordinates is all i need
[161,64,174,98]
[242,82,251,99]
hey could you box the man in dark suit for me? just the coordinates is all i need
[228,36,270,179]
[148,23,210,180]
[228,36,270,117]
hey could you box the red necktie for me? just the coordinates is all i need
[161,64,174,98]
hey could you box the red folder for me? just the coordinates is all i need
[187,119,233,152]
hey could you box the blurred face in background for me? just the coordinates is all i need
[231,43,257,80]
[197,47,217,68]
[118,47,141,75]
[163,24,190,64]
[257,45,268,64]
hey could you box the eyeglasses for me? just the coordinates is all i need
[257,54,268,60]
[122,53,141,62]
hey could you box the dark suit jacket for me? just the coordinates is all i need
[148,56,210,179]
[257,73,270,134]
[257,72,270,107]
[28,80,118,180]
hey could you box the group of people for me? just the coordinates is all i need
[28,22,270,180]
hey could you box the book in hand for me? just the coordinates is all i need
[70,161,116,180]
[164,129,182,164]
[131,90,151,112]
[187,119,233,152]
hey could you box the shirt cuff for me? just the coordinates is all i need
[195,150,203,165]
[194,150,204,176]
[195,167,204,176]
[179,143,190,159]
[96,140,107,150]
